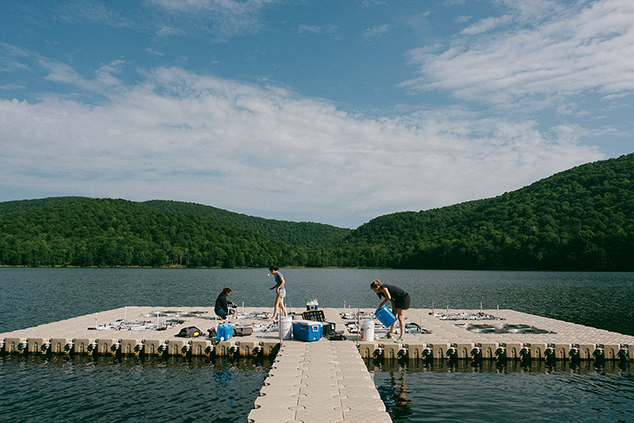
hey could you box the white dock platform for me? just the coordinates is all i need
[2,306,633,361]
[247,339,391,423]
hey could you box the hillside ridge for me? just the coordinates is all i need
[1,152,632,270]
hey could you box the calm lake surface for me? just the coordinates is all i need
[1,268,633,422]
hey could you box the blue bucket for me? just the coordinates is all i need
[217,322,233,341]
[375,305,397,328]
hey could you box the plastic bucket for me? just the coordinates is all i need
[280,316,293,340]
[360,318,375,341]
[375,305,397,328]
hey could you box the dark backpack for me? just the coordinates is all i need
[176,326,202,338]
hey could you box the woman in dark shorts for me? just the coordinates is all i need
[371,280,410,343]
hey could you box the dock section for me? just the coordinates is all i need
[0,306,282,357]
[1,306,633,362]
[247,339,390,423]
[355,307,634,362]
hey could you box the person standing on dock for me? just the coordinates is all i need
[268,266,288,319]
[371,280,410,343]
[215,288,237,318]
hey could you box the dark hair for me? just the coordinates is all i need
[269,266,279,272]
[222,287,232,295]
[370,280,384,299]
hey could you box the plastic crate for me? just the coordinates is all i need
[301,309,326,322]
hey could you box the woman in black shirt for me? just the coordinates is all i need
[371,280,410,343]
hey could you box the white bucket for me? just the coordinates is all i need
[280,316,293,340]
[360,318,375,341]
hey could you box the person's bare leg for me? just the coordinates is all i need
[272,297,281,319]
[395,308,405,338]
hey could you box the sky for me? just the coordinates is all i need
[1,0,633,229]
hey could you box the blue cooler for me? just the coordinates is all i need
[292,320,322,342]
[217,322,233,341]
[375,305,397,328]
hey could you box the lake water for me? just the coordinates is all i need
[1,268,633,422]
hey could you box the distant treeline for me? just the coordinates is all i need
[1,153,633,270]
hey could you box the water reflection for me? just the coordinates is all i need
[367,357,633,375]
[376,369,413,420]
[368,358,634,423]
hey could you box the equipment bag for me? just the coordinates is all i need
[176,326,202,337]
[233,325,254,336]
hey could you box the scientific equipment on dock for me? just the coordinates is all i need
[302,309,326,322]
[306,297,319,310]
[217,322,234,341]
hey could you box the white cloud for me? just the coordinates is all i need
[460,15,513,35]
[0,83,27,91]
[148,0,277,13]
[500,0,567,25]
[148,0,278,36]
[56,0,130,27]
[297,24,340,38]
[454,15,472,24]
[155,26,186,37]
[363,24,390,39]
[403,0,634,106]
[0,63,602,227]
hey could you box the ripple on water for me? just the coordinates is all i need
[370,359,634,423]
[0,354,271,423]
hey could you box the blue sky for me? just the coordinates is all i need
[1,0,633,228]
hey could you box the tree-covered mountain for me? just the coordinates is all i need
[307,153,634,271]
[0,197,87,214]
[143,200,351,248]
[0,199,302,268]
[1,153,633,270]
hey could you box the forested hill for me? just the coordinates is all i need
[0,197,87,214]
[0,198,351,250]
[0,198,302,268]
[305,153,634,271]
[143,200,351,248]
[1,153,633,270]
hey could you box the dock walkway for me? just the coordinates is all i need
[247,338,390,423]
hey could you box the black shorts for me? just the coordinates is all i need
[392,293,410,310]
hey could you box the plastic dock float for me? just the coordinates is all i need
[2,306,633,362]
[348,307,634,363]
[247,339,391,423]
[0,306,280,357]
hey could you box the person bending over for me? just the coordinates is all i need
[371,279,410,344]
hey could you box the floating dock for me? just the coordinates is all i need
[1,306,633,362]
[247,339,391,423]
[3,306,633,423]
